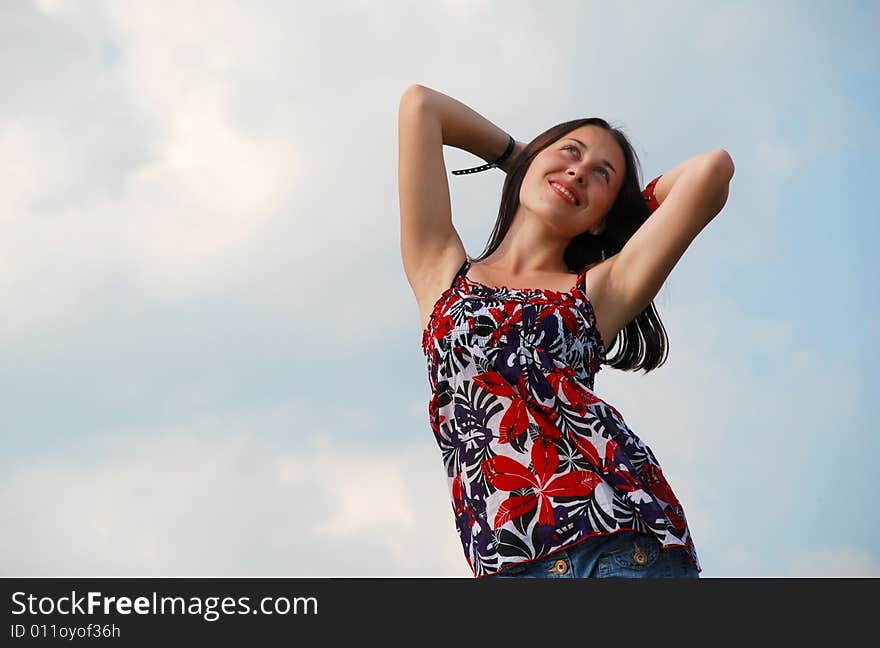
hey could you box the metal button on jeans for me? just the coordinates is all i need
[552,559,569,574]
[633,541,648,565]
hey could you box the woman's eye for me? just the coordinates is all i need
[564,145,609,182]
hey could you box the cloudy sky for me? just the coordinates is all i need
[2,0,877,578]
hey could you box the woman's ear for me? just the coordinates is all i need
[590,221,605,236]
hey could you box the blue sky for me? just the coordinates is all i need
[1,0,878,577]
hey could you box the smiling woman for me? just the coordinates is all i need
[398,83,732,579]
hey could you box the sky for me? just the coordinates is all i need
[1,0,878,577]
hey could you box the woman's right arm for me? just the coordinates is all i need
[398,85,516,303]
[398,85,462,300]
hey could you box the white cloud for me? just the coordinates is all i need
[0,409,468,577]
[0,0,564,346]
[33,0,70,17]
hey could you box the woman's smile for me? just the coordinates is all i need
[549,180,579,206]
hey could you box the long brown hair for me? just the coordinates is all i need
[471,118,668,373]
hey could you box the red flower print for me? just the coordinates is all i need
[665,505,687,532]
[601,439,645,492]
[516,374,561,439]
[488,304,523,345]
[473,371,518,399]
[498,397,529,444]
[428,392,446,441]
[550,371,604,415]
[483,440,602,527]
[452,473,477,528]
[474,370,560,444]
[570,434,601,470]
[641,464,681,507]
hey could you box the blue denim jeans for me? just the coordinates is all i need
[484,530,699,579]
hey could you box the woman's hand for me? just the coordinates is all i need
[497,140,526,175]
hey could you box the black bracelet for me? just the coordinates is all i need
[451,135,516,175]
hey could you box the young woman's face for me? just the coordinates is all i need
[519,125,626,239]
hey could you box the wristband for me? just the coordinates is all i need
[451,135,516,175]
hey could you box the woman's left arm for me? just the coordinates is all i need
[601,149,734,339]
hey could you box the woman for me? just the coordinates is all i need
[398,84,734,578]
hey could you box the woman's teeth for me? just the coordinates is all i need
[551,182,577,205]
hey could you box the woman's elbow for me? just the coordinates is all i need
[709,148,735,180]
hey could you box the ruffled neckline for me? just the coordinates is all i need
[457,261,607,359]
[458,266,584,299]
[421,260,609,364]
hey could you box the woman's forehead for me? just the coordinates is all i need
[559,126,619,153]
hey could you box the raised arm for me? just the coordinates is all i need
[398,84,517,321]
[398,85,459,296]
[601,150,735,341]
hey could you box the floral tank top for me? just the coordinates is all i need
[421,258,702,578]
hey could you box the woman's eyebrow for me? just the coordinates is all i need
[565,138,617,175]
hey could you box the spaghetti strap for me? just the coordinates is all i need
[452,258,470,286]
[573,265,588,293]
